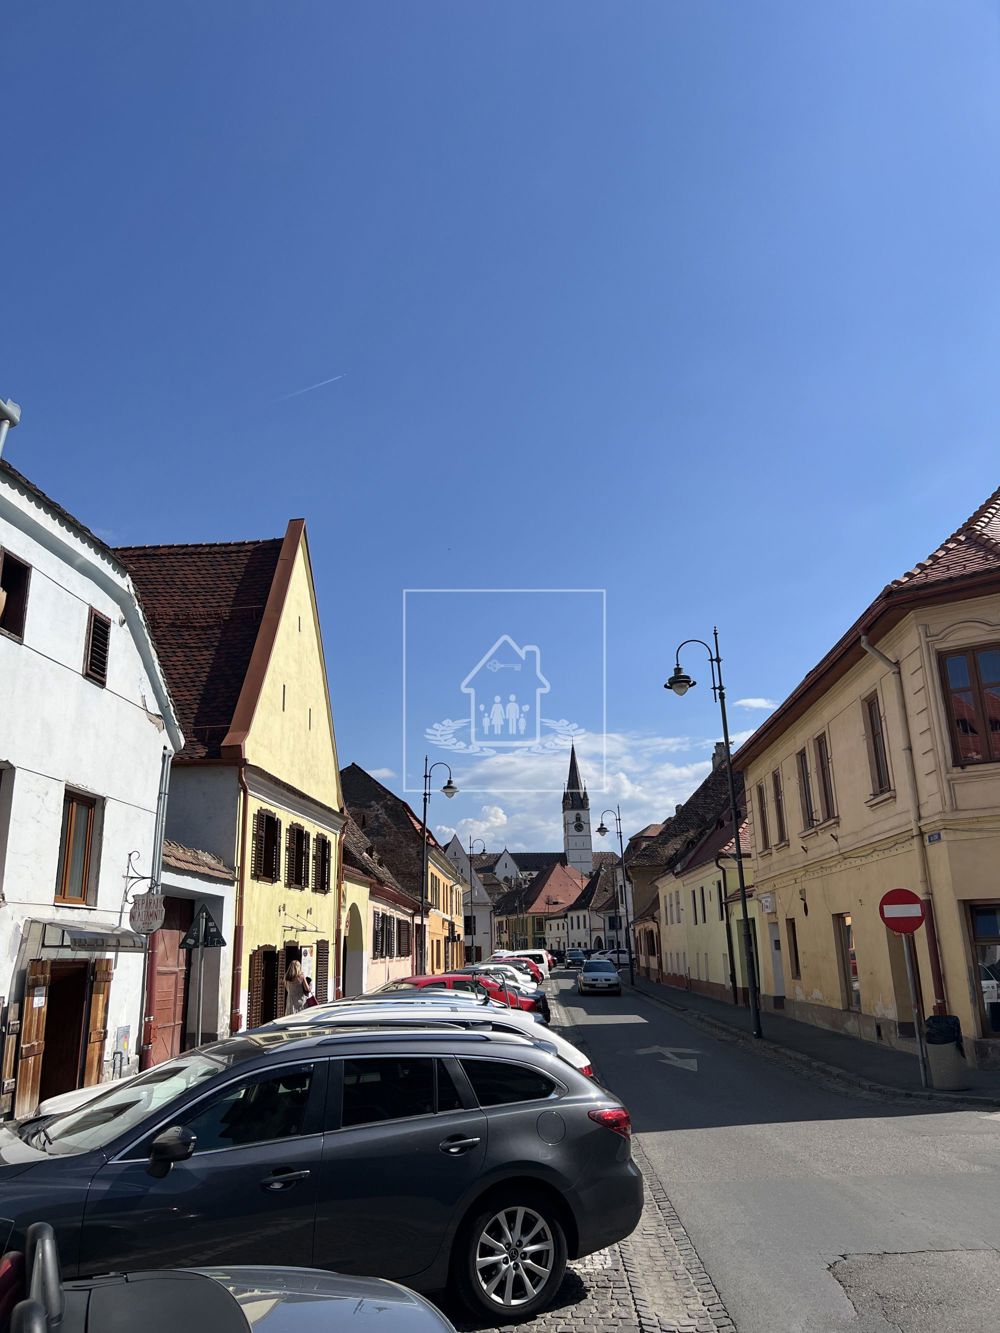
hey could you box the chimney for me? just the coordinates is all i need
[712,742,727,771]
[0,398,21,459]
[675,803,684,816]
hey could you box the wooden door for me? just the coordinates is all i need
[14,960,50,1118]
[83,959,114,1087]
[152,898,193,1064]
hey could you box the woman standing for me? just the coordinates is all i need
[284,959,312,1014]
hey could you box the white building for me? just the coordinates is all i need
[443,835,494,961]
[0,455,183,1116]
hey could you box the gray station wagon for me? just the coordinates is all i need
[0,1025,643,1322]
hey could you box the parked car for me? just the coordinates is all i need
[500,956,544,984]
[262,1001,595,1077]
[388,974,550,1023]
[0,1027,642,1322]
[7,1220,458,1333]
[566,949,586,970]
[493,949,552,979]
[595,949,631,969]
[455,963,537,993]
[577,958,622,995]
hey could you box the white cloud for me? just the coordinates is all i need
[368,767,396,780]
[735,698,778,710]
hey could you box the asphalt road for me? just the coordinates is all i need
[555,973,1000,1333]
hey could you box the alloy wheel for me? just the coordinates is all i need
[474,1205,555,1308]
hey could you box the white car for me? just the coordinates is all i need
[266,999,595,1076]
[595,948,631,969]
[493,948,552,978]
[577,958,623,995]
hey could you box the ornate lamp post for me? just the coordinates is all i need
[596,807,635,986]
[419,755,458,973]
[664,627,761,1038]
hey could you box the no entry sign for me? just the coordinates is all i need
[879,887,925,935]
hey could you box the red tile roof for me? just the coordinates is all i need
[116,539,283,760]
[162,839,234,881]
[736,483,1000,768]
[889,485,1000,589]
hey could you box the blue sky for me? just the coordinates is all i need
[5,2,1000,848]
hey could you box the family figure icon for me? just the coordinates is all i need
[480,694,530,737]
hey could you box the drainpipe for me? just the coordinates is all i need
[860,634,947,1014]
[139,747,172,1071]
[0,398,21,459]
[333,833,345,999]
[716,856,739,1006]
[229,764,250,1034]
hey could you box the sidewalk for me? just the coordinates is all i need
[627,974,1000,1105]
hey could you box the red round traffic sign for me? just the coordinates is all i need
[879,887,925,935]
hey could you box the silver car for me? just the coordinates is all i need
[576,958,622,995]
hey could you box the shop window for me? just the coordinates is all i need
[834,912,860,1010]
[969,906,1000,1035]
[940,646,1000,765]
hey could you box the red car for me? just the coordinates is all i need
[504,956,544,984]
[390,973,545,1017]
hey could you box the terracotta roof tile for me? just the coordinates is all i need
[116,539,283,760]
[162,838,234,881]
[890,486,1000,590]
[1,460,118,563]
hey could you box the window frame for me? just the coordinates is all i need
[459,1055,564,1109]
[285,822,310,890]
[82,608,112,687]
[796,748,816,830]
[785,917,801,980]
[0,549,31,642]
[55,791,98,906]
[862,691,892,796]
[813,731,837,823]
[755,782,771,851]
[312,834,332,894]
[329,1054,475,1131]
[771,768,787,844]
[938,644,1000,767]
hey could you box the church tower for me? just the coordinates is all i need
[562,743,593,879]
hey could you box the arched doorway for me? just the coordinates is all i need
[592,936,604,951]
[344,903,365,997]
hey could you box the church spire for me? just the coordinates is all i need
[562,743,589,812]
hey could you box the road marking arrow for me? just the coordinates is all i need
[635,1045,700,1072]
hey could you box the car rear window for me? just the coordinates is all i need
[461,1059,557,1106]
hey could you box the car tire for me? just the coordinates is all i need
[455,1190,568,1323]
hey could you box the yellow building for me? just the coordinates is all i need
[124,520,345,1039]
[737,486,1000,1066]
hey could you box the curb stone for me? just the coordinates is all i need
[623,979,1000,1112]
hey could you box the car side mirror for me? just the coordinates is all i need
[146,1125,195,1179]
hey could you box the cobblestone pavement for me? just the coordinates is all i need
[434,989,736,1333]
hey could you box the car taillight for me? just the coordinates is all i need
[588,1106,631,1137]
[580,1063,594,1078]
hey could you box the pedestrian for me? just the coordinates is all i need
[284,958,312,1014]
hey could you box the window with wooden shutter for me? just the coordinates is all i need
[313,835,331,894]
[83,609,111,686]
[253,810,281,883]
[247,948,264,1029]
[315,940,330,1003]
[286,825,309,889]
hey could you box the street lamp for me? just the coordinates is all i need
[664,627,762,1038]
[467,836,486,962]
[419,755,458,974]
[597,807,635,986]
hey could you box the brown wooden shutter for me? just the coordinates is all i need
[312,838,319,892]
[83,609,111,686]
[315,941,329,1004]
[14,961,50,1119]
[285,825,294,887]
[251,811,265,880]
[1,998,20,1117]
[301,832,310,888]
[277,946,290,1017]
[83,958,114,1087]
[247,947,264,1029]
